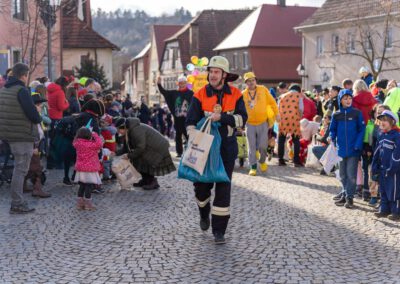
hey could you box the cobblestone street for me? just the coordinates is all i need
[1,157,399,283]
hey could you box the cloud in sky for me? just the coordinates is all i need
[91,0,325,16]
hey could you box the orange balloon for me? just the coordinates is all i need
[191,56,199,65]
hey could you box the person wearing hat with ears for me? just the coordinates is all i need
[242,71,277,176]
[23,94,51,198]
[330,89,365,209]
[371,110,400,220]
[277,84,304,167]
[157,75,193,158]
[185,55,247,244]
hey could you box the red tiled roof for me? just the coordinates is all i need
[215,4,317,50]
[251,5,317,47]
[153,25,183,64]
[62,16,119,50]
[298,0,400,28]
[166,9,253,68]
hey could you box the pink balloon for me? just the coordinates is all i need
[187,83,193,90]
[192,70,199,76]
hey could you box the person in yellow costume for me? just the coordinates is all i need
[242,72,278,176]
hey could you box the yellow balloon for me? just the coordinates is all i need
[187,75,195,84]
[201,57,209,66]
[191,56,199,65]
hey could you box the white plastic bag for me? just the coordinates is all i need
[319,144,342,173]
[182,118,214,175]
[305,144,320,168]
[112,156,141,189]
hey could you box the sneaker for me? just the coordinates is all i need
[335,196,346,206]
[344,198,354,209]
[278,159,287,166]
[63,178,73,186]
[368,197,378,207]
[332,192,343,201]
[294,162,304,168]
[76,197,85,210]
[133,179,146,187]
[387,214,400,221]
[10,203,35,214]
[200,217,210,231]
[374,211,390,218]
[260,163,268,172]
[320,169,327,176]
[214,232,226,245]
[92,187,106,194]
[248,169,257,176]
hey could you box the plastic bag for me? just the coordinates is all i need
[319,144,341,173]
[178,117,230,183]
[112,156,141,189]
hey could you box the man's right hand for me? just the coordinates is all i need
[157,77,161,84]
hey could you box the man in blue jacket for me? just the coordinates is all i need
[330,89,365,208]
[0,63,42,214]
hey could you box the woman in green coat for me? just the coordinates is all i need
[115,117,176,190]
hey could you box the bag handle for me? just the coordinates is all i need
[199,117,212,134]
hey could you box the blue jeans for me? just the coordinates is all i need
[339,156,359,199]
[312,145,328,160]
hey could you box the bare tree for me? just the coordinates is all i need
[328,0,400,80]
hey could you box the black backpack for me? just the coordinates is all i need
[56,115,78,139]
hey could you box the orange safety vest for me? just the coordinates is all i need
[194,85,242,114]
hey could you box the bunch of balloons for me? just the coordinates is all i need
[185,55,209,89]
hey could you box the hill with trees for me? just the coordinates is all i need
[92,8,193,86]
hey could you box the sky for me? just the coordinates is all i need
[91,0,326,16]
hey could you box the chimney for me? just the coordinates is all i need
[277,0,286,7]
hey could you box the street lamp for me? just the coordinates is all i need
[38,0,61,81]
[296,64,308,88]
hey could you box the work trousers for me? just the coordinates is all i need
[194,159,235,235]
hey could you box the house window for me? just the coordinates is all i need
[364,31,372,51]
[242,51,249,69]
[12,49,21,65]
[316,36,324,56]
[12,0,28,21]
[347,32,355,53]
[172,48,177,69]
[386,27,393,48]
[164,49,169,60]
[331,34,339,54]
[232,53,238,70]
[80,54,89,64]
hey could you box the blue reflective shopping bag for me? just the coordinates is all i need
[178,117,230,183]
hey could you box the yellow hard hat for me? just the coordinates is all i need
[243,72,256,82]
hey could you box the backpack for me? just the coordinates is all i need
[56,115,78,139]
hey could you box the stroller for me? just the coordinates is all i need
[0,140,14,187]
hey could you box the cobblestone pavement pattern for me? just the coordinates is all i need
[0,155,399,283]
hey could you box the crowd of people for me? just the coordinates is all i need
[0,58,399,244]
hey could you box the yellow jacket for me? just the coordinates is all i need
[242,85,278,126]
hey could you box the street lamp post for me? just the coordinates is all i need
[38,0,61,81]
[296,64,308,89]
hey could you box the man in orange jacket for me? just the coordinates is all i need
[186,56,247,244]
